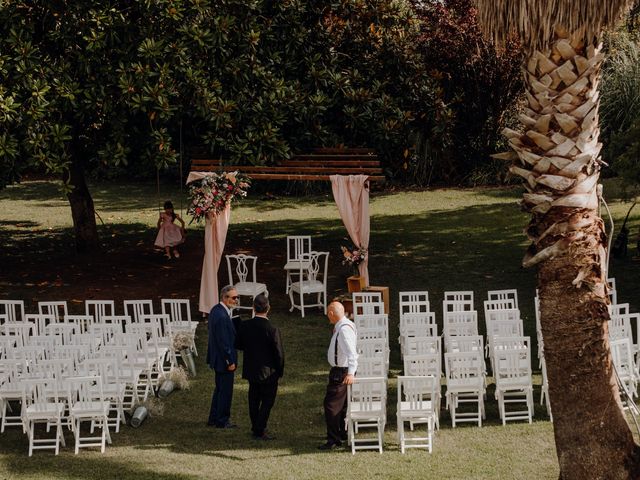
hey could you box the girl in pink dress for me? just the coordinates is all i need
[154,200,186,259]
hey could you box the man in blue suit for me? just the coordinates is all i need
[207,285,239,428]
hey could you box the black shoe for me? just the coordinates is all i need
[216,422,238,429]
[317,441,342,450]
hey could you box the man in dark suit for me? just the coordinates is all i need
[236,294,284,440]
[207,285,239,428]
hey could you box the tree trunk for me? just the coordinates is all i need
[494,28,640,479]
[64,157,99,252]
[537,210,640,480]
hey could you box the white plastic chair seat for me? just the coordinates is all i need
[398,401,434,417]
[235,281,268,296]
[290,279,324,294]
[284,259,311,271]
[24,403,66,418]
[70,401,110,417]
[348,401,385,417]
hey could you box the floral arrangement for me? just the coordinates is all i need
[159,366,191,390]
[172,332,194,352]
[187,171,250,223]
[341,245,367,272]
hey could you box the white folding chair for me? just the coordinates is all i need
[443,292,474,318]
[0,360,28,432]
[67,376,112,454]
[399,291,430,318]
[492,337,534,424]
[347,377,386,454]
[38,301,69,322]
[397,376,438,453]
[161,298,198,355]
[284,235,312,293]
[123,300,154,323]
[289,251,329,318]
[0,300,25,323]
[225,254,269,311]
[402,336,440,359]
[487,289,519,309]
[21,377,66,456]
[611,338,638,398]
[80,358,126,433]
[85,300,115,323]
[444,351,485,427]
[443,311,478,339]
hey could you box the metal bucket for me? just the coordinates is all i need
[181,348,196,376]
[158,380,175,398]
[131,405,148,428]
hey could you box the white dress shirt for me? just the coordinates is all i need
[327,317,358,375]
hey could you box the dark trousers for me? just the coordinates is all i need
[323,367,348,444]
[248,380,278,436]
[208,370,234,426]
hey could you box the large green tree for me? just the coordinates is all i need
[475,0,640,478]
[0,1,440,251]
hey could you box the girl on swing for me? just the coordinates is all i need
[154,200,186,259]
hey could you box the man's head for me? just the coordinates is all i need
[220,285,238,309]
[253,294,270,316]
[327,301,345,325]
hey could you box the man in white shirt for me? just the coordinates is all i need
[318,301,358,450]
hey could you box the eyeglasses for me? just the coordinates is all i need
[227,296,239,300]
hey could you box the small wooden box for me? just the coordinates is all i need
[365,286,390,314]
[347,275,366,293]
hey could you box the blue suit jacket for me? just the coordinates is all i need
[206,303,237,372]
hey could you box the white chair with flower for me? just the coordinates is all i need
[289,251,329,318]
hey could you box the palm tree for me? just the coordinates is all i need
[473,1,640,478]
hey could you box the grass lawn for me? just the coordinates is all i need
[0,179,638,480]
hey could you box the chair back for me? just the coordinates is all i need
[443,310,478,338]
[443,291,474,312]
[286,235,312,262]
[0,300,25,323]
[399,291,430,317]
[85,300,115,323]
[226,254,258,284]
[124,300,154,323]
[487,289,519,309]
[161,299,192,323]
[403,353,441,377]
[398,375,437,412]
[38,301,69,322]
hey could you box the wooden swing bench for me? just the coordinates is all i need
[189,147,385,182]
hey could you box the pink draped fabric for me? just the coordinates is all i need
[330,175,370,286]
[186,171,232,314]
[199,206,231,313]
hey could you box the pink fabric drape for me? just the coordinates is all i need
[330,175,370,286]
[186,171,232,314]
[199,206,231,313]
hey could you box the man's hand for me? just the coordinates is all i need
[227,363,236,372]
[342,373,355,385]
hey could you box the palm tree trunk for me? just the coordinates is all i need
[538,212,640,479]
[498,29,640,479]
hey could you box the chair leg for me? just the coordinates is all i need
[300,292,305,318]
[28,421,34,457]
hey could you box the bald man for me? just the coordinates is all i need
[318,301,358,450]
